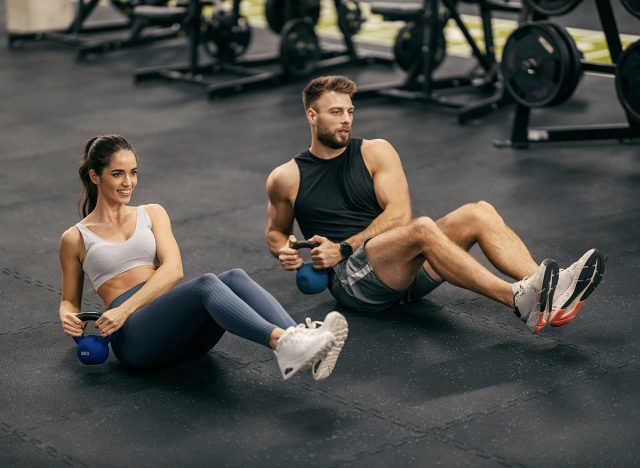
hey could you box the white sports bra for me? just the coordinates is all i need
[75,205,159,291]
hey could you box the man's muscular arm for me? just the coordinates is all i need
[308,139,412,268]
[346,138,411,247]
[265,161,305,271]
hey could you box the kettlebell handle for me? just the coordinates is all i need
[77,311,102,321]
[292,241,320,250]
[75,311,112,344]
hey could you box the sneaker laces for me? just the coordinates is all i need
[512,276,529,303]
[279,325,318,345]
[302,318,323,329]
[513,275,543,319]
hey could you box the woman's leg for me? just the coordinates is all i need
[111,275,338,379]
[111,280,224,368]
[111,274,282,368]
[218,268,296,329]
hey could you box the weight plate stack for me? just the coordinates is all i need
[266,0,321,34]
[393,21,446,72]
[279,18,321,77]
[615,39,640,123]
[337,0,364,37]
[622,0,640,20]
[547,23,583,106]
[525,0,583,16]
[202,12,252,62]
[501,22,579,108]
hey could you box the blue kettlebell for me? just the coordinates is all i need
[73,312,112,365]
[293,241,329,295]
[296,263,329,294]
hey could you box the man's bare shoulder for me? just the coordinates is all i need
[361,139,401,171]
[266,159,300,198]
[362,138,397,155]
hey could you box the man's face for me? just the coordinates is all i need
[310,91,354,149]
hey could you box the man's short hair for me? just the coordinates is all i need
[302,75,357,110]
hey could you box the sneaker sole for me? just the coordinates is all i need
[550,249,605,327]
[312,313,349,381]
[281,337,335,381]
[528,259,559,334]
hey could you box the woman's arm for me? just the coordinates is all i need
[59,228,86,337]
[96,204,184,336]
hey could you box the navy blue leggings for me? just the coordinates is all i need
[110,269,296,369]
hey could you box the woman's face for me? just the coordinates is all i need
[92,149,138,206]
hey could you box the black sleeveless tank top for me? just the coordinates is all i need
[294,138,383,242]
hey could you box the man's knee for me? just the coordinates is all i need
[476,200,498,215]
[464,200,501,226]
[410,216,440,241]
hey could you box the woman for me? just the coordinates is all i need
[58,135,348,380]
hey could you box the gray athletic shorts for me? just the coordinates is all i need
[329,242,442,312]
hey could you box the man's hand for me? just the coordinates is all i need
[308,235,343,269]
[278,235,305,271]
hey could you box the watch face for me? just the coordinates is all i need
[340,242,353,257]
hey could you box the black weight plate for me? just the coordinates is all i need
[525,0,582,16]
[266,0,321,34]
[202,12,252,61]
[547,23,582,106]
[615,39,640,123]
[393,21,446,72]
[500,22,572,108]
[280,18,320,77]
[337,0,364,36]
[622,0,640,20]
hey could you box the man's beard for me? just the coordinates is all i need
[317,124,350,149]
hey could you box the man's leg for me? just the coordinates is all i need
[364,216,515,307]
[435,201,538,281]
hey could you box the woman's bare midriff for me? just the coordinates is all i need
[98,265,158,307]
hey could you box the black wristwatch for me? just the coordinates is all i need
[339,241,353,259]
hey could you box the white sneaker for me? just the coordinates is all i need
[549,249,605,327]
[304,312,349,381]
[513,258,559,334]
[273,325,335,380]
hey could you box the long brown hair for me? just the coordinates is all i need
[78,135,136,217]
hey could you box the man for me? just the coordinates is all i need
[265,75,604,335]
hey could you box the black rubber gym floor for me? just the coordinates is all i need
[1,1,639,466]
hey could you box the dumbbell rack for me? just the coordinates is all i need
[496,0,640,148]
[355,0,522,124]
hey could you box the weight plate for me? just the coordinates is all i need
[279,18,320,77]
[202,11,252,62]
[265,0,321,34]
[501,22,573,108]
[525,0,583,16]
[393,21,446,72]
[337,0,364,36]
[615,39,640,123]
[622,0,640,19]
[547,22,582,106]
